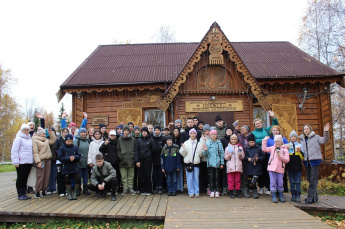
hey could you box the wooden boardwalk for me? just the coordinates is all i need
[0,172,336,228]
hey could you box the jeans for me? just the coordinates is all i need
[176,164,184,191]
[166,172,177,192]
[288,170,302,192]
[186,167,200,195]
[79,168,89,185]
[47,162,57,192]
[269,171,284,192]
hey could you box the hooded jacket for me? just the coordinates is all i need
[224,144,244,173]
[161,144,181,172]
[58,143,81,175]
[152,132,166,167]
[117,135,136,167]
[99,138,119,165]
[299,131,329,162]
[203,139,225,168]
[87,138,104,166]
[32,132,56,163]
[73,134,90,168]
[135,136,156,163]
[179,138,203,165]
[251,118,279,146]
[11,131,34,165]
[216,123,227,140]
[245,144,266,176]
[262,138,290,174]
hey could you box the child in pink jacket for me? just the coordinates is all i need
[224,134,244,199]
[262,135,290,203]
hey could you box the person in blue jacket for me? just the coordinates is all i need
[161,136,181,196]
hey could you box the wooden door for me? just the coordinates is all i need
[197,112,234,127]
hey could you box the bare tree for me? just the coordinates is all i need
[153,25,176,43]
[24,97,37,121]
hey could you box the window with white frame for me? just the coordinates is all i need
[145,109,166,127]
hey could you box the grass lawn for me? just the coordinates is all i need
[0,164,16,173]
[0,220,164,229]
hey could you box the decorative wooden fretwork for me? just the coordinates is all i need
[117,108,142,127]
[209,28,224,65]
[272,104,298,140]
[159,22,271,111]
[123,91,162,108]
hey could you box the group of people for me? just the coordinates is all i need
[11,110,329,204]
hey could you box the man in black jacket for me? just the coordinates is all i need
[181,117,202,143]
[152,125,166,194]
[135,127,157,195]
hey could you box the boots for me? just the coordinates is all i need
[83,185,90,195]
[229,190,235,199]
[100,189,108,198]
[291,190,296,202]
[295,191,301,202]
[271,191,278,203]
[252,188,258,199]
[222,188,227,196]
[73,185,80,200]
[111,190,117,201]
[236,190,242,198]
[76,186,81,196]
[66,185,73,200]
[242,187,250,198]
[278,191,286,203]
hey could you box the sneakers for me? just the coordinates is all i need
[265,190,270,195]
[215,192,220,198]
[189,194,194,198]
[210,192,215,198]
[171,192,176,196]
[157,189,163,194]
[46,191,52,195]
[195,194,200,198]
[222,188,227,196]
[59,193,65,197]
[34,192,42,199]
[258,188,264,195]
[41,191,47,197]
[129,189,136,195]
[122,189,128,195]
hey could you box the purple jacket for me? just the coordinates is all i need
[11,131,34,165]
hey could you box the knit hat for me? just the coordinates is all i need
[99,123,107,129]
[109,130,116,136]
[210,126,217,130]
[79,128,87,133]
[215,115,223,122]
[134,126,140,131]
[274,135,283,143]
[116,124,123,130]
[69,122,77,128]
[123,125,130,132]
[21,123,30,131]
[27,122,35,127]
[242,125,250,132]
[127,122,134,126]
[203,124,210,132]
[174,119,182,126]
[210,130,217,135]
[197,120,205,126]
[154,125,161,131]
[226,126,234,132]
[37,127,46,136]
[141,127,149,133]
[65,134,73,141]
[189,128,197,135]
[230,134,238,140]
[166,135,173,141]
[289,130,298,139]
[247,134,255,142]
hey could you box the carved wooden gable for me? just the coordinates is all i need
[159,22,270,111]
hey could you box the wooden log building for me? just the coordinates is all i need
[58,22,344,161]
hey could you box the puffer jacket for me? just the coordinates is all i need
[152,132,166,167]
[179,138,203,165]
[32,132,56,163]
[73,135,90,168]
[262,138,289,174]
[117,135,136,167]
[203,139,224,168]
[87,139,104,166]
[251,118,279,146]
[90,161,116,186]
[58,143,80,175]
[285,141,304,172]
[135,136,156,163]
[299,131,329,161]
[245,145,266,176]
[216,123,227,140]
[161,144,181,172]
[99,138,119,165]
[224,144,244,173]
[11,131,33,165]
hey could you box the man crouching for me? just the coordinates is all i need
[88,154,117,201]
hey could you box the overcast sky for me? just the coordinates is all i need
[0,0,309,118]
